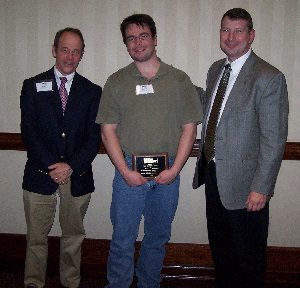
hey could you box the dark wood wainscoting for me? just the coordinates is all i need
[1,132,300,159]
[0,234,299,287]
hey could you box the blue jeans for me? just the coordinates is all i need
[106,156,180,288]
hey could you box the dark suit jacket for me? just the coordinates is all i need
[20,67,101,196]
[193,52,289,210]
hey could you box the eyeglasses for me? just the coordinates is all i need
[126,33,151,43]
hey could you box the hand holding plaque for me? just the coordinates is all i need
[132,153,168,179]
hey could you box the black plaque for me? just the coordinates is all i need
[132,153,168,179]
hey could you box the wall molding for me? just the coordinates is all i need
[0,233,299,286]
[1,132,300,159]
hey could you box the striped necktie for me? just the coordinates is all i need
[204,64,231,162]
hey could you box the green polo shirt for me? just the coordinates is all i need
[96,61,202,157]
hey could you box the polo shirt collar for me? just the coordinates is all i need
[129,60,169,79]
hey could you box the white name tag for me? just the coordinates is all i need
[36,81,53,92]
[136,84,154,95]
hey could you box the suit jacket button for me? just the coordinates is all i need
[60,155,64,159]
[61,132,66,138]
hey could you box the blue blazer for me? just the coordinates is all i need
[20,67,102,196]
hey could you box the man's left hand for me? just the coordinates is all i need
[48,162,73,185]
[154,169,178,185]
[246,191,267,212]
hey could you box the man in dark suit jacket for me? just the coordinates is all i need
[20,27,101,288]
[193,8,288,288]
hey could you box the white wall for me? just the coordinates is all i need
[0,0,299,247]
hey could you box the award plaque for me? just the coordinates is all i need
[132,153,169,179]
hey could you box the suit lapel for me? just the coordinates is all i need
[203,60,226,132]
[203,53,257,138]
[219,52,257,121]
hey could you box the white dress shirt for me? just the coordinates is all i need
[54,66,75,94]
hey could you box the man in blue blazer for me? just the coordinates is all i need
[20,27,101,288]
[193,8,289,288]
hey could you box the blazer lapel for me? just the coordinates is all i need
[42,68,64,119]
[63,73,82,117]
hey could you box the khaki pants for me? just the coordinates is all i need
[23,182,91,288]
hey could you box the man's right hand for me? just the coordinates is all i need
[121,169,147,187]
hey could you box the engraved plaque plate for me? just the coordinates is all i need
[132,153,168,179]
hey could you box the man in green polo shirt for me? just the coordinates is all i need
[96,13,202,288]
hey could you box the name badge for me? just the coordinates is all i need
[36,80,53,92]
[136,84,154,95]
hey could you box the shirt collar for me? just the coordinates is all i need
[129,60,169,79]
[226,49,252,76]
[53,66,75,83]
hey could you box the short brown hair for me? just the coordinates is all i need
[53,27,85,54]
[222,8,253,31]
[120,14,157,44]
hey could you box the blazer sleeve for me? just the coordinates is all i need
[194,85,206,108]
[20,78,57,169]
[66,84,102,173]
[250,72,289,195]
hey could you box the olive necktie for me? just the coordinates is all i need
[204,64,231,162]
